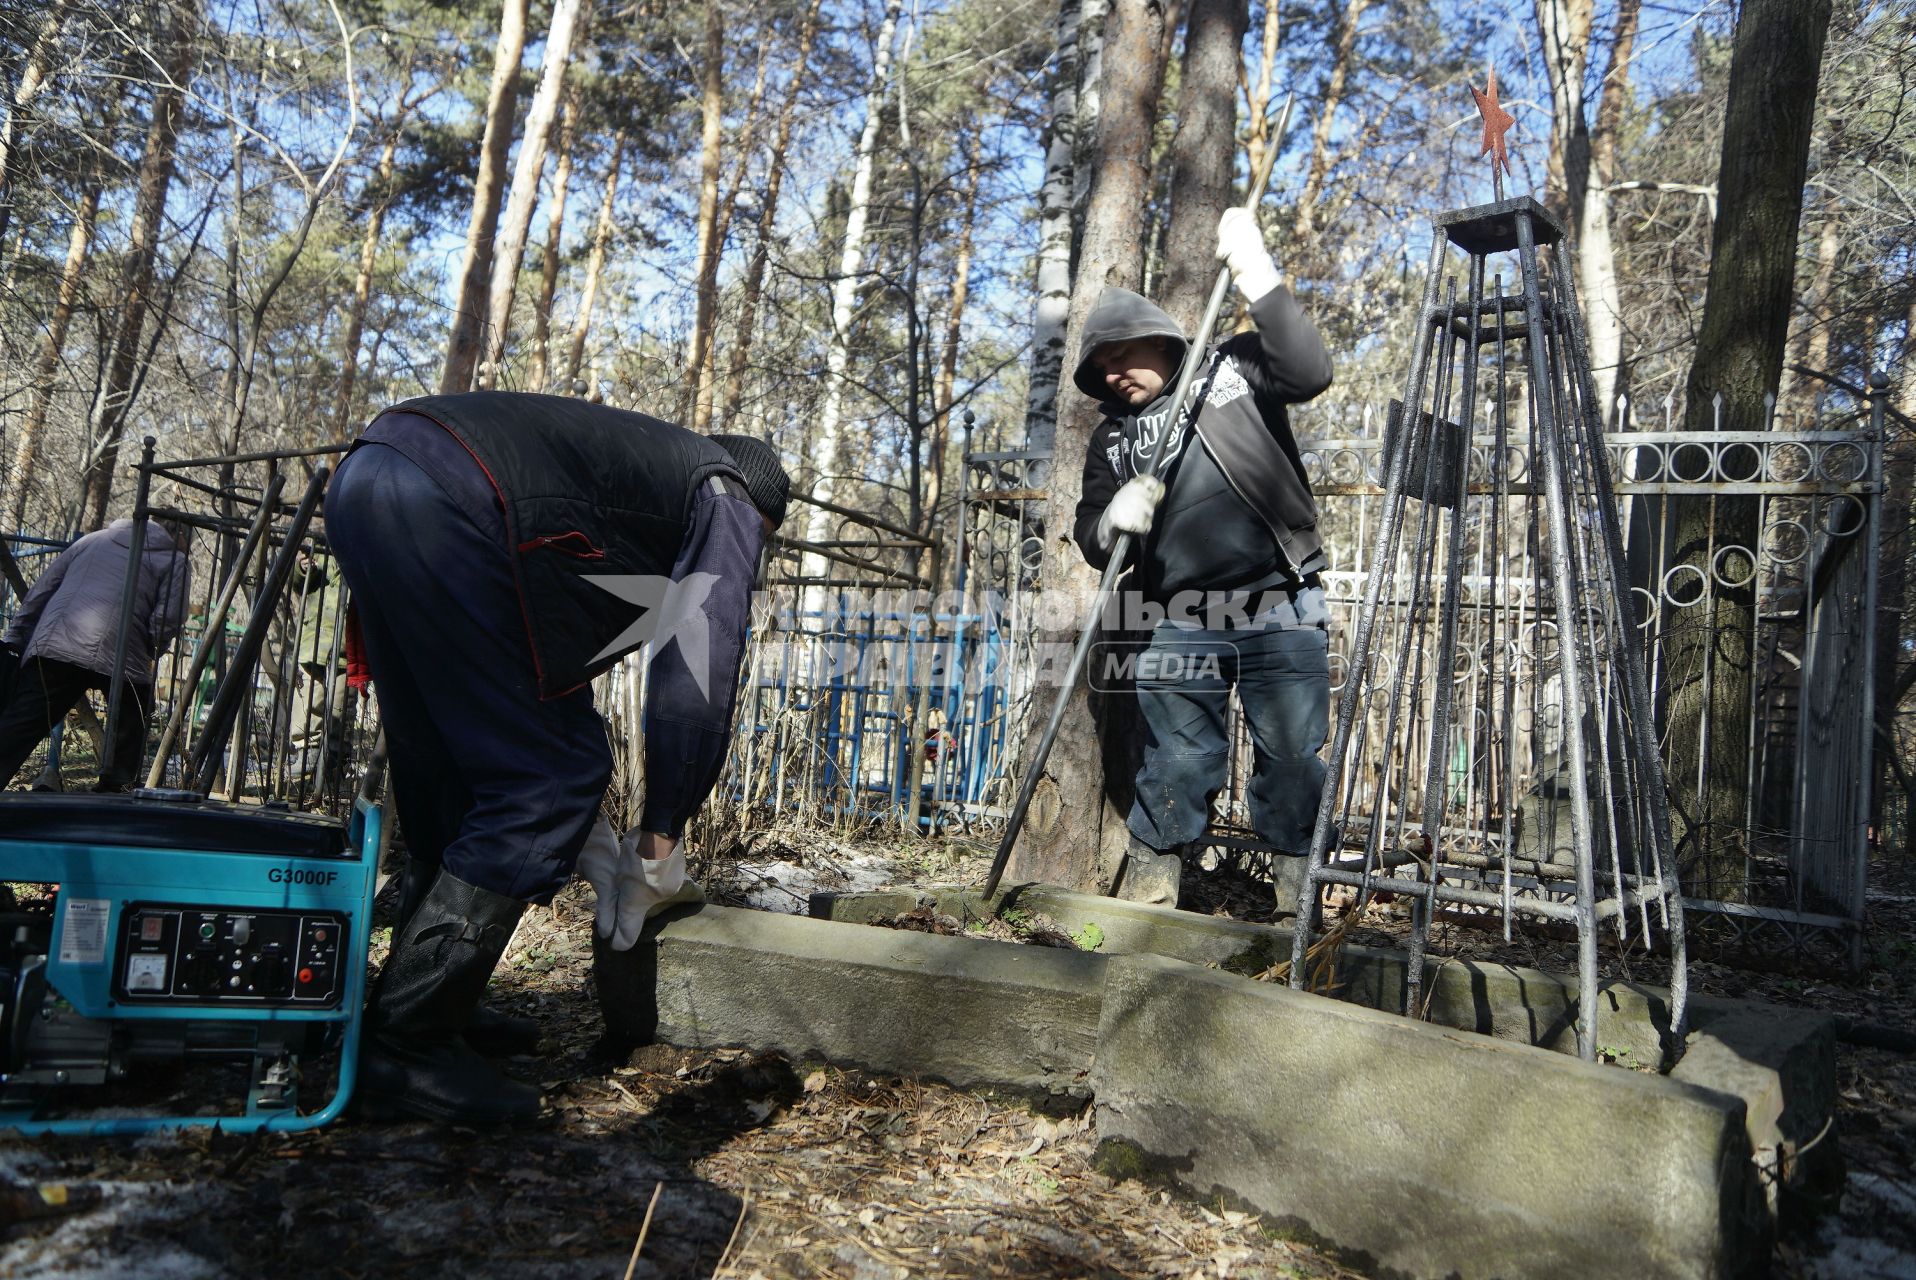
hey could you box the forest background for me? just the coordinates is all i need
[0,0,1911,874]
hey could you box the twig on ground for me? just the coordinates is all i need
[623,1182,663,1280]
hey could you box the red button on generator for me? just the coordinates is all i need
[297,967,315,985]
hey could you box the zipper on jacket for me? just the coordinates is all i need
[517,531,606,560]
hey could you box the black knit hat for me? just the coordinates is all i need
[710,434,791,529]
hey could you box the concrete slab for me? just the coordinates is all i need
[812,883,1838,1214]
[1091,952,1769,1280]
[596,905,1104,1099]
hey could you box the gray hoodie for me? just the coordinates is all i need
[1071,285,1333,602]
[3,519,191,683]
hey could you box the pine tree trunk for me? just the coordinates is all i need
[564,130,624,390]
[1577,0,1638,425]
[1663,0,1831,897]
[6,179,98,527]
[1007,0,1170,893]
[334,130,401,429]
[800,0,903,610]
[480,0,586,389]
[685,0,727,429]
[531,90,578,393]
[440,0,530,394]
[1021,0,1086,470]
[81,4,194,529]
[1159,0,1247,335]
[718,0,824,430]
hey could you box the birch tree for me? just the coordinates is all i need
[1020,0,1086,469]
[1578,0,1638,423]
[684,0,725,427]
[563,129,623,390]
[719,0,824,429]
[529,89,578,393]
[800,0,904,608]
[440,0,529,394]
[0,0,71,253]
[480,0,587,389]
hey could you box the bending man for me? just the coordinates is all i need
[326,391,787,1125]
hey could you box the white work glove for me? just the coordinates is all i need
[1096,474,1166,550]
[1216,207,1281,304]
[581,821,707,952]
[575,817,622,941]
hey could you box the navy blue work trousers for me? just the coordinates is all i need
[1127,620,1329,853]
[326,443,611,903]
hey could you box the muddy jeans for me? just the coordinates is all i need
[1127,619,1329,855]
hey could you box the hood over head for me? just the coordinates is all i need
[1071,286,1191,406]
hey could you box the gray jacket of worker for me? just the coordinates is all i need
[2,519,191,683]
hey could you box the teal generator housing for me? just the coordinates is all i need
[0,792,379,1134]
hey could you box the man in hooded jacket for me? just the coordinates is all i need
[0,517,190,790]
[1071,209,1334,910]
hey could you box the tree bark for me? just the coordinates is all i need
[1536,0,1593,221]
[1577,0,1638,425]
[6,179,99,527]
[1021,0,1086,468]
[684,0,727,429]
[1007,0,1170,893]
[1070,0,1110,235]
[1294,0,1371,243]
[334,128,402,429]
[1159,0,1248,334]
[563,130,624,390]
[530,88,578,393]
[0,0,69,253]
[718,0,824,429]
[480,0,586,389]
[1663,0,1831,896]
[80,3,195,529]
[800,0,904,610]
[927,138,982,532]
[440,0,530,394]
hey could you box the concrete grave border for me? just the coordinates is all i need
[591,884,1838,1280]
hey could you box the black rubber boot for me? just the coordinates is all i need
[358,869,541,1125]
[392,856,539,1057]
[1113,834,1182,906]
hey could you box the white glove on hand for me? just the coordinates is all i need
[576,818,622,941]
[1096,474,1166,550]
[610,830,704,951]
[1216,207,1281,304]
[579,822,705,950]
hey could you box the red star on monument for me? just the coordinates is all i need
[1470,66,1517,197]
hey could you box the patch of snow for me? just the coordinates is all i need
[725,853,897,914]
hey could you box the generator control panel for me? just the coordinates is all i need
[111,905,348,1008]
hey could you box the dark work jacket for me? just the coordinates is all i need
[1071,285,1333,601]
[369,392,746,699]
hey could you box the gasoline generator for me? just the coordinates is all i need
[0,790,379,1134]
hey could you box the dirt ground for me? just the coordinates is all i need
[2,830,1913,1279]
